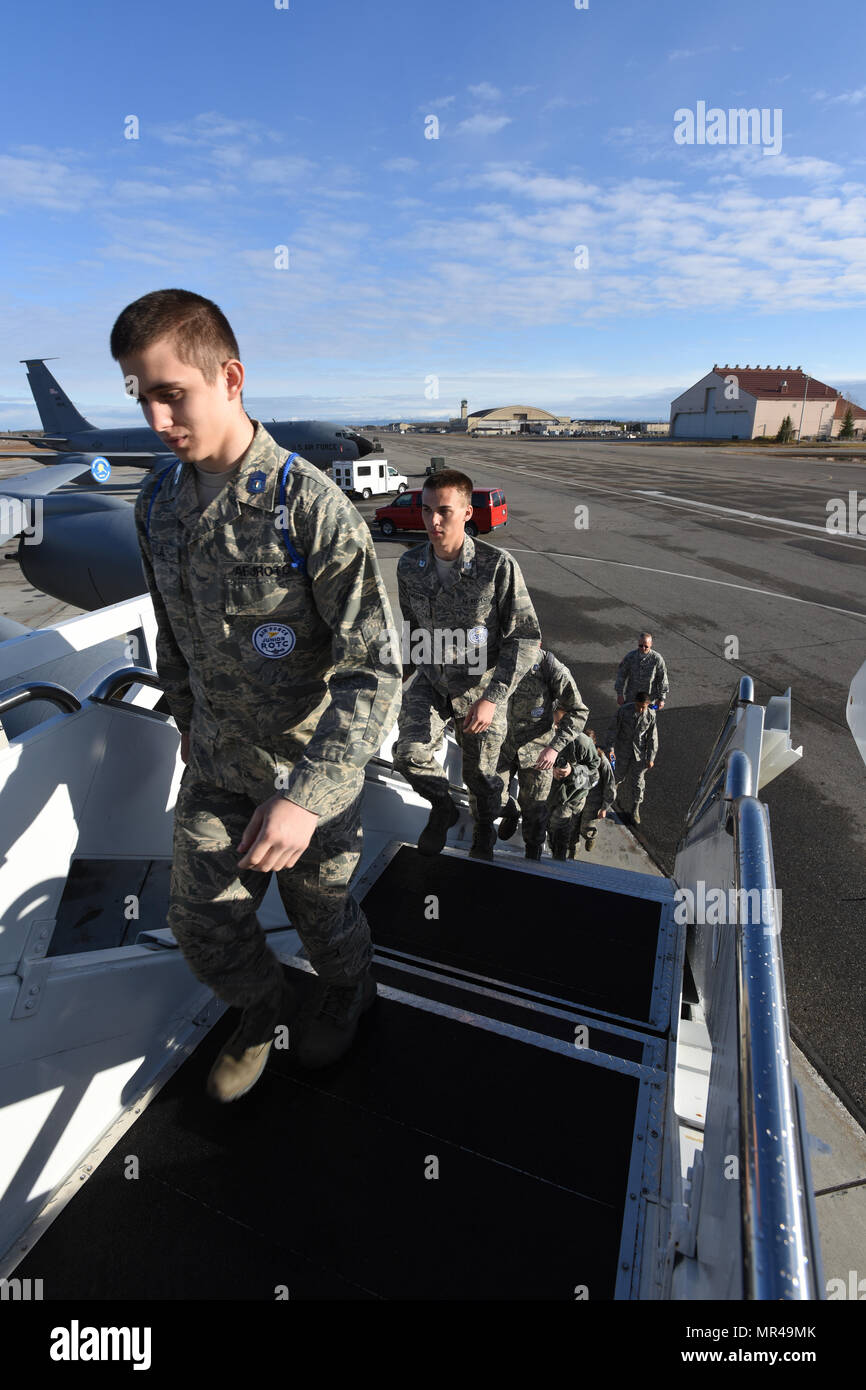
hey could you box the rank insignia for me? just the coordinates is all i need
[247,471,267,494]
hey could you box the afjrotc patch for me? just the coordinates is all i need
[252,623,296,659]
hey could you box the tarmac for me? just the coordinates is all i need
[1,435,864,1296]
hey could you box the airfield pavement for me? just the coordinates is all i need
[2,433,865,1282]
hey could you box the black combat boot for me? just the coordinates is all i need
[291,967,378,1069]
[549,830,571,861]
[417,797,460,855]
[524,842,543,860]
[497,796,520,841]
[468,820,496,860]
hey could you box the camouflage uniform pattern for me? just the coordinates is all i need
[546,734,601,843]
[134,419,402,1004]
[496,649,589,846]
[575,748,616,838]
[393,534,540,820]
[604,702,659,815]
[615,647,669,705]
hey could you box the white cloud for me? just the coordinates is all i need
[468,82,501,102]
[0,151,101,212]
[382,157,420,173]
[816,86,866,107]
[453,114,512,137]
[668,45,719,61]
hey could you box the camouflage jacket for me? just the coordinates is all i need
[548,733,601,808]
[397,534,541,715]
[604,703,659,764]
[614,647,669,703]
[133,419,402,819]
[504,649,589,769]
[587,749,616,812]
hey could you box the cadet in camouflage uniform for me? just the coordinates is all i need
[615,632,669,709]
[496,644,589,858]
[604,693,658,824]
[119,290,401,1100]
[393,470,541,861]
[568,729,615,856]
[545,733,601,860]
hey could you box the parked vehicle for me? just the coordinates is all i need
[375,486,507,537]
[329,459,408,499]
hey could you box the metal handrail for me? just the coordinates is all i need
[683,676,754,831]
[89,667,163,704]
[0,681,81,716]
[732,794,817,1299]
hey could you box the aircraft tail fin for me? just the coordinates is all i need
[20,359,95,436]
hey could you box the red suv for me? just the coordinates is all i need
[375,487,507,537]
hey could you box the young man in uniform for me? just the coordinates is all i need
[545,732,601,861]
[393,469,541,860]
[116,288,401,1101]
[496,643,589,859]
[605,691,658,825]
[615,632,669,709]
[567,727,615,856]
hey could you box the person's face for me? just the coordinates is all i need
[635,700,650,715]
[421,486,472,550]
[638,636,652,653]
[119,335,243,464]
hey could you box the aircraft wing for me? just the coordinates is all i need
[0,459,96,543]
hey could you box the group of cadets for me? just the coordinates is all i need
[128,275,669,1100]
[394,467,669,861]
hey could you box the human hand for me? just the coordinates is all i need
[599,810,608,819]
[462,697,496,734]
[647,762,655,770]
[535,746,558,771]
[616,694,624,706]
[237,795,319,872]
[552,763,571,780]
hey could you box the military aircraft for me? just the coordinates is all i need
[14,359,377,470]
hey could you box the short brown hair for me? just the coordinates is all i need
[109,288,240,386]
[421,469,472,506]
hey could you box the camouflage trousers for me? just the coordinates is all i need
[613,753,648,813]
[496,737,554,847]
[167,754,370,1014]
[393,672,509,821]
[546,792,588,858]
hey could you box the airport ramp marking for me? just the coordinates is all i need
[633,490,861,539]
[463,456,866,552]
[503,550,866,624]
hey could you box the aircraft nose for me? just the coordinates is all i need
[348,431,375,457]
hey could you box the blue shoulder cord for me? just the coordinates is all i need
[145,452,306,576]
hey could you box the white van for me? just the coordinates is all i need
[329,459,408,499]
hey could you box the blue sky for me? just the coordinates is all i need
[1,0,864,427]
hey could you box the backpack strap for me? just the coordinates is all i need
[277,453,306,575]
[144,459,183,541]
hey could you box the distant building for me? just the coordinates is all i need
[831,396,866,439]
[670,366,849,440]
[466,405,571,436]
